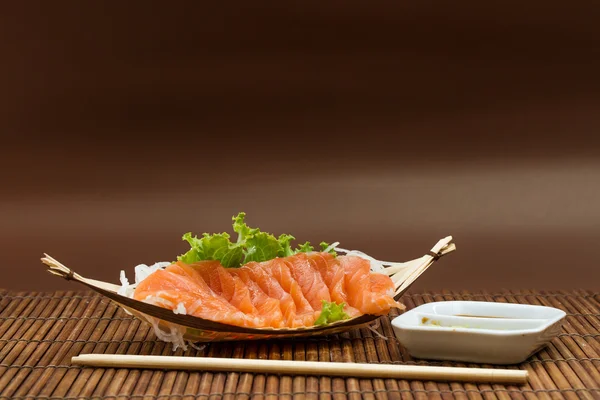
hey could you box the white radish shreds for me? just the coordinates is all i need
[117,270,132,297]
[173,302,187,315]
[117,270,135,315]
[134,262,171,285]
[368,320,388,340]
[335,247,409,268]
[117,262,184,350]
[147,316,188,351]
[118,261,171,299]
[142,295,188,351]
[188,341,207,351]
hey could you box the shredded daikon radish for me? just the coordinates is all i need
[117,270,132,297]
[147,316,187,351]
[118,261,171,299]
[335,247,407,267]
[367,322,388,340]
[367,320,388,340]
[173,302,187,315]
[134,262,171,285]
[142,295,188,351]
[187,341,207,351]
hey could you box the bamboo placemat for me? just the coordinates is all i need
[0,290,599,400]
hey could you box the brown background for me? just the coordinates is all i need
[1,2,599,291]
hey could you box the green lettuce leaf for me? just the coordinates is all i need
[297,241,315,253]
[177,247,199,264]
[243,231,284,263]
[278,235,315,257]
[177,232,244,268]
[232,212,259,244]
[278,234,296,257]
[314,301,350,325]
[320,241,337,256]
[177,212,336,268]
[233,213,283,263]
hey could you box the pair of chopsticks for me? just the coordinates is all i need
[72,354,528,384]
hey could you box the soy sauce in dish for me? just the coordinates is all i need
[454,314,514,319]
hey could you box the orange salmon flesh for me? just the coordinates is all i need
[133,252,405,328]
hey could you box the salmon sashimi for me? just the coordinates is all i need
[186,261,258,315]
[133,252,402,328]
[307,253,362,318]
[369,273,396,296]
[232,269,285,328]
[158,263,268,323]
[133,268,262,327]
[258,258,317,326]
[338,255,404,315]
[282,253,331,310]
[235,263,301,327]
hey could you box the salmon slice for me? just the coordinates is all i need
[133,268,262,327]
[133,252,402,329]
[186,261,258,315]
[338,255,403,315]
[307,253,361,318]
[258,258,317,325]
[369,273,396,295]
[234,263,302,327]
[282,253,332,311]
[231,269,285,328]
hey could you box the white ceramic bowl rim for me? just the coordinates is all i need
[392,301,566,336]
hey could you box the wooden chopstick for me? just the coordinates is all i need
[71,354,528,384]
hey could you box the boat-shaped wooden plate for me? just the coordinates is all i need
[41,237,455,343]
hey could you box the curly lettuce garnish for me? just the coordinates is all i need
[320,242,338,256]
[177,212,332,267]
[314,300,350,325]
[177,232,244,268]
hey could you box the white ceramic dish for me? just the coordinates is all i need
[391,301,566,364]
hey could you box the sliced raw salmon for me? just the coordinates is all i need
[338,255,404,315]
[282,253,331,311]
[185,261,258,315]
[133,252,402,328]
[133,267,262,327]
[369,273,396,296]
[307,253,361,318]
[233,263,301,327]
[232,268,285,328]
[257,258,317,326]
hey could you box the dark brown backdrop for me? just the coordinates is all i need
[1,2,599,291]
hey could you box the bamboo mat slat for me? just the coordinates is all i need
[0,291,598,400]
